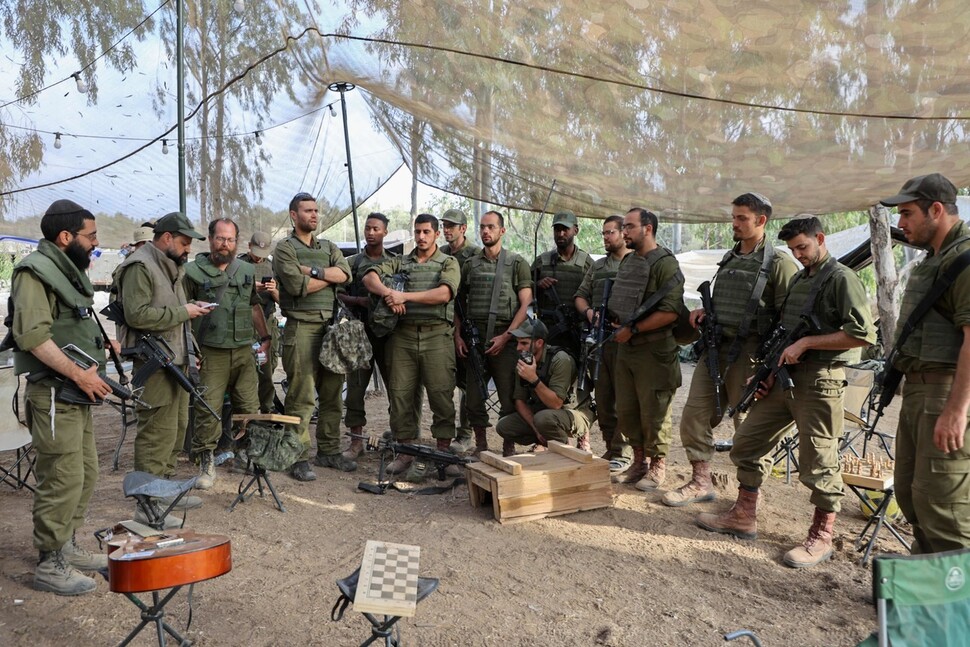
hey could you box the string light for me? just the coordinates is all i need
[233,0,245,11]
[254,130,263,145]
[53,133,62,149]
[329,104,336,117]
[72,72,88,94]
[162,139,169,154]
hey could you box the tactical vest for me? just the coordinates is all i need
[608,247,671,322]
[587,256,621,309]
[399,251,453,324]
[113,243,190,363]
[525,347,575,411]
[535,249,591,316]
[277,236,338,316]
[184,254,257,348]
[895,233,970,366]
[465,251,520,326]
[239,253,276,319]
[441,241,481,270]
[12,241,106,377]
[781,256,858,364]
[712,244,776,338]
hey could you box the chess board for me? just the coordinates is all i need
[353,540,420,618]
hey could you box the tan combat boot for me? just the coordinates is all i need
[661,460,716,507]
[34,550,96,596]
[696,487,759,540]
[783,508,836,568]
[343,426,364,460]
[622,447,648,484]
[636,456,667,491]
[472,427,490,457]
[61,533,108,571]
[196,449,215,490]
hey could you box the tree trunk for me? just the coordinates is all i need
[868,204,898,350]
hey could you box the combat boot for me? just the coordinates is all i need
[636,456,667,491]
[34,550,96,596]
[196,450,215,490]
[134,501,184,530]
[61,533,108,571]
[453,428,475,454]
[472,427,490,458]
[289,460,317,482]
[622,447,648,485]
[343,426,364,460]
[385,453,414,475]
[783,508,836,568]
[696,487,759,540]
[502,438,516,457]
[576,431,591,452]
[314,452,358,472]
[661,460,716,507]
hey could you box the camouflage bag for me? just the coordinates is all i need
[245,422,304,472]
[369,271,408,338]
[318,306,373,374]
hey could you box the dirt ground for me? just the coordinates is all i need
[0,362,905,647]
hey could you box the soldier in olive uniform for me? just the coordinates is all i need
[574,215,632,473]
[880,174,970,554]
[239,231,281,415]
[697,216,875,569]
[440,208,481,453]
[662,193,797,507]
[363,214,461,473]
[455,210,533,456]
[273,192,353,481]
[183,219,270,490]
[339,213,403,460]
[496,319,592,455]
[10,200,114,595]
[609,208,684,492]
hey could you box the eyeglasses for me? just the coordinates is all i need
[620,223,643,231]
[213,237,237,244]
[601,229,620,236]
[74,231,98,241]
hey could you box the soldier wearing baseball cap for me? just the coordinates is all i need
[153,211,206,241]
[495,318,591,457]
[240,231,280,415]
[879,173,970,554]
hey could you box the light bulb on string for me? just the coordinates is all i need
[254,130,263,145]
[162,139,169,155]
[72,72,88,94]
[233,0,245,11]
[329,104,336,117]
[53,133,63,149]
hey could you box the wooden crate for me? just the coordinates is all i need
[466,441,613,524]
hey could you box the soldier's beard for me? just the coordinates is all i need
[65,240,92,270]
[166,249,189,266]
[210,248,235,265]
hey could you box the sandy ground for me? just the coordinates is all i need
[0,362,906,647]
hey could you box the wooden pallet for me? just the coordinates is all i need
[466,441,612,524]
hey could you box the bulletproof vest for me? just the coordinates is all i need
[587,256,620,309]
[276,236,338,316]
[184,254,257,348]
[239,253,276,319]
[895,234,970,366]
[781,256,859,364]
[12,241,106,377]
[441,241,481,270]
[348,249,396,321]
[399,251,453,324]
[535,248,591,316]
[608,247,670,322]
[113,243,190,363]
[465,251,520,326]
[712,244,776,338]
[526,346,575,411]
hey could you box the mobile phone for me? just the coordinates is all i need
[201,302,219,309]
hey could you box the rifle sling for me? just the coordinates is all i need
[623,269,684,329]
[485,248,508,342]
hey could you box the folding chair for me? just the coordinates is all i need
[858,547,970,647]
[840,366,893,459]
[0,366,34,492]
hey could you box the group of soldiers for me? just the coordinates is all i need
[10,173,970,597]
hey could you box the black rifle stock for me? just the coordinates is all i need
[455,299,492,405]
[726,314,820,418]
[697,281,725,426]
[26,344,150,408]
[578,278,613,394]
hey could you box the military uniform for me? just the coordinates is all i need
[442,239,482,443]
[532,247,591,355]
[610,247,684,461]
[892,220,970,553]
[679,238,798,461]
[11,240,106,555]
[729,252,876,512]
[241,252,280,414]
[496,348,591,447]
[115,243,197,478]
[273,232,351,460]
[459,249,532,427]
[183,253,261,457]
[368,247,460,441]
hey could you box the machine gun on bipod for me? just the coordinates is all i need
[353,432,471,495]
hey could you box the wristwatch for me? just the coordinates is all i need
[528,378,540,388]
[309,267,322,279]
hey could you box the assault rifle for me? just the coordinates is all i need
[696,280,725,427]
[535,269,582,350]
[577,278,613,394]
[26,344,150,408]
[352,433,470,495]
[100,302,221,421]
[455,298,494,411]
[726,314,820,418]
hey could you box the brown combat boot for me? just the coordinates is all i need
[622,447,648,484]
[636,456,667,491]
[661,460,716,507]
[696,487,759,540]
[472,427,490,457]
[343,426,364,460]
[783,508,836,568]
[436,438,452,452]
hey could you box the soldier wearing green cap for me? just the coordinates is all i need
[441,207,482,452]
[10,200,114,595]
[273,192,353,481]
[880,173,970,554]
[495,318,591,454]
[113,211,211,525]
[239,230,281,414]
